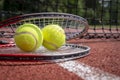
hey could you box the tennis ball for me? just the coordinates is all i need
[14,23,43,52]
[42,24,66,50]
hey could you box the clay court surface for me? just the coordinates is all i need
[0,38,120,80]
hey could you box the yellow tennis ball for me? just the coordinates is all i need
[14,23,43,52]
[42,24,66,50]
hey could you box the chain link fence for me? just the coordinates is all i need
[0,0,120,39]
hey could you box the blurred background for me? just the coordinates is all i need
[0,0,120,39]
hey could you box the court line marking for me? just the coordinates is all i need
[58,61,120,80]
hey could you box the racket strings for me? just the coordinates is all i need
[0,44,90,62]
[6,16,87,40]
[0,13,89,48]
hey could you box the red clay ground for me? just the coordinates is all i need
[73,39,120,76]
[0,39,120,80]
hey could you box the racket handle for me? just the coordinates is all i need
[0,40,9,44]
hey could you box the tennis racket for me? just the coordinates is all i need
[0,12,90,62]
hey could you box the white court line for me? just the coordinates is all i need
[58,61,120,80]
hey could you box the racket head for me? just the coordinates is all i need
[0,12,90,62]
[0,12,89,40]
[0,44,90,62]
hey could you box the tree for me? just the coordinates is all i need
[108,0,120,25]
[76,0,85,16]
[3,0,41,13]
[84,0,101,24]
[0,0,4,10]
